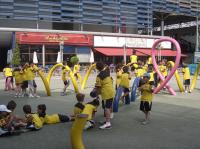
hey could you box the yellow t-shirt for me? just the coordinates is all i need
[73,64,80,74]
[13,70,24,84]
[44,114,60,124]
[95,71,115,100]
[149,72,154,82]
[119,73,131,88]
[135,68,145,77]
[27,114,43,129]
[140,83,153,102]
[182,67,190,80]
[159,65,167,77]
[130,55,137,63]
[147,57,152,64]
[74,102,85,117]
[3,68,13,77]
[23,67,35,81]
[62,69,69,81]
[116,70,122,86]
[82,104,96,120]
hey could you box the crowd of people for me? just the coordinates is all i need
[0,57,192,136]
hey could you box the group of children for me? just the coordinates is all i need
[0,90,101,137]
[3,62,40,98]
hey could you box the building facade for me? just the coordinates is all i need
[0,0,199,33]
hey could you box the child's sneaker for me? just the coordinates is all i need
[99,123,112,130]
[141,120,149,125]
[29,94,34,98]
[110,113,114,119]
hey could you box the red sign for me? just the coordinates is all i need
[16,32,93,46]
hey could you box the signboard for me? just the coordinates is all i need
[16,32,93,46]
[94,36,171,49]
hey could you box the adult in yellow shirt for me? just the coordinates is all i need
[3,64,14,91]
[95,62,115,129]
[182,64,191,93]
[138,73,154,125]
[119,66,131,104]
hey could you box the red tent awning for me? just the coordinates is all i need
[95,48,132,56]
[134,49,187,57]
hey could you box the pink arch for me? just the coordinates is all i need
[152,38,181,95]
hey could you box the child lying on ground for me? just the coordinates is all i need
[23,105,43,130]
[37,104,72,124]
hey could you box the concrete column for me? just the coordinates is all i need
[42,44,45,67]
[196,16,199,52]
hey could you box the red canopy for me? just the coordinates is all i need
[135,49,187,57]
[95,48,132,56]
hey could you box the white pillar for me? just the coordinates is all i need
[196,16,199,52]
[123,44,127,65]
[161,19,164,36]
[42,44,45,67]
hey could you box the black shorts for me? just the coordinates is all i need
[102,98,113,109]
[123,87,130,93]
[184,79,190,85]
[64,80,70,86]
[149,81,154,86]
[33,80,37,88]
[58,114,70,122]
[22,81,28,89]
[140,101,152,112]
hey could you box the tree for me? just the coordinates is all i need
[12,42,21,66]
[70,56,79,66]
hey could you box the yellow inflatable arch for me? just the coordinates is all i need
[33,65,51,96]
[47,63,80,93]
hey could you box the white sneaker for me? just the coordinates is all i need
[99,123,112,130]
[34,95,40,98]
[110,113,114,119]
[29,94,34,98]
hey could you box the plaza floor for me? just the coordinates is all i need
[0,73,200,149]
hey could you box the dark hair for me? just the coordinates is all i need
[96,62,105,71]
[76,93,85,102]
[123,66,129,73]
[7,100,17,111]
[23,105,32,114]
[37,104,46,117]
[37,104,46,113]
[88,99,100,107]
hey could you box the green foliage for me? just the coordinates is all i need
[12,42,21,66]
[70,56,79,65]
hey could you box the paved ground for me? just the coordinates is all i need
[0,73,200,149]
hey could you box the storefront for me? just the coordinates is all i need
[16,32,93,66]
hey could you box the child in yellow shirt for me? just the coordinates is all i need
[182,64,191,93]
[3,64,14,91]
[119,66,131,104]
[138,73,154,125]
[23,105,43,130]
[115,64,123,90]
[61,66,70,96]
[37,104,71,125]
[13,67,24,97]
